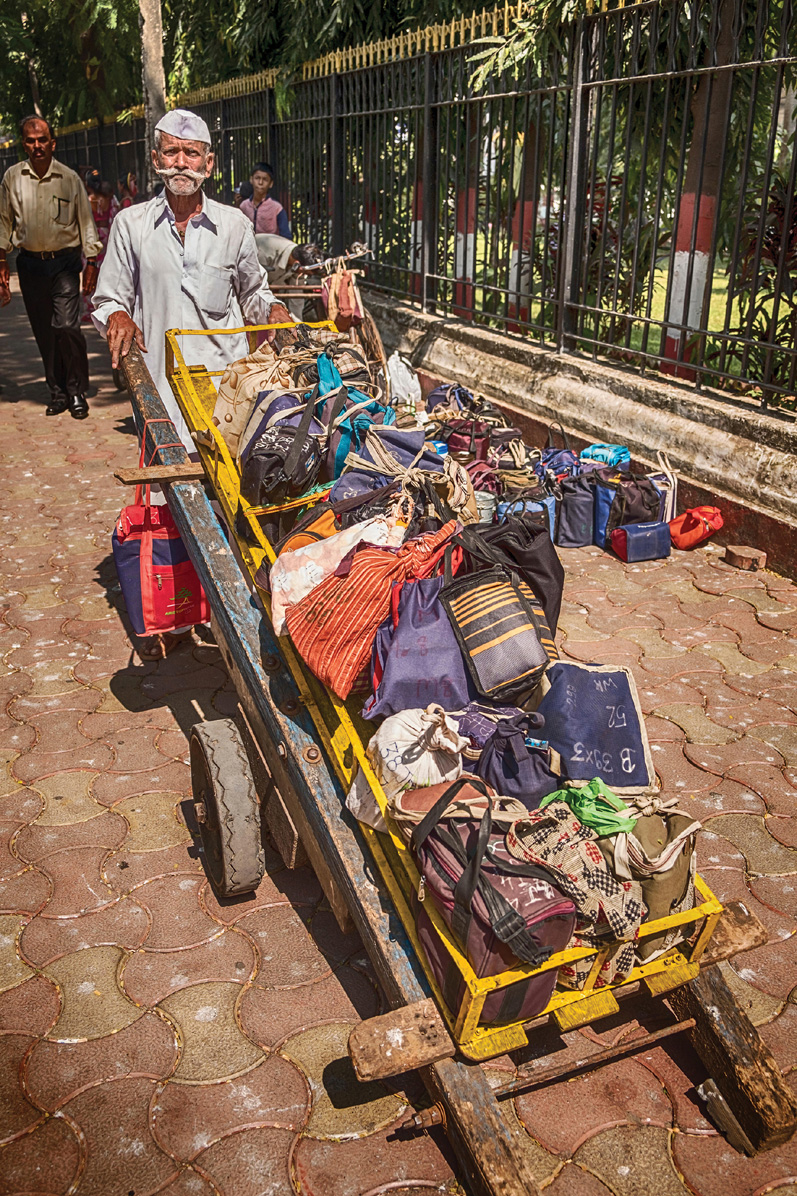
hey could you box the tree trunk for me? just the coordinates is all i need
[139,0,167,195]
[662,0,736,378]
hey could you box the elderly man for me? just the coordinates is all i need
[0,115,103,419]
[92,108,292,450]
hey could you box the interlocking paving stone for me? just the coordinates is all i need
[20,897,150,968]
[673,1117,797,1196]
[656,704,739,744]
[159,981,265,1082]
[63,1076,178,1195]
[0,1111,82,1192]
[31,770,105,824]
[45,945,143,1041]
[574,1124,688,1195]
[514,1056,672,1156]
[114,792,192,851]
[239,968,381,1049]
[121,930,256,1006]
[703,813,797,875]
[0,1033,42,1141]
[152,1054,309,1159]
[282,1021,406,1138]
[14,808,128,861]
[0,974,60,1035]
[26,1010,177,1110]
[291,1124,459,1196]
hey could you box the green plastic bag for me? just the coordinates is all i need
[539,777,636,837]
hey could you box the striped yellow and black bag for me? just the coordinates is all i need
[439,565,557,704]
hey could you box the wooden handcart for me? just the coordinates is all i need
[116,322,797,1195]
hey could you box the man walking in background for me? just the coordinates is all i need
[0,115,102,419]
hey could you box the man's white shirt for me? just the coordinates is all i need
[92,191,277,448]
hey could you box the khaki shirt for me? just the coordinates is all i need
[0,158,103,256]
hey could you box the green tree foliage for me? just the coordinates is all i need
[1,0,495,133]
[0,0,141,133]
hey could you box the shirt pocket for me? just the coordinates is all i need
[53,196,72,226]
[199,265,232,318]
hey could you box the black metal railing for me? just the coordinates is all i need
[2,0,794,408]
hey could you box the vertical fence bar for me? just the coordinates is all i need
[422,52,439,312]
[558,16,589,352]
[329,72,345,255]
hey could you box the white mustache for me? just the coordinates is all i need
[155,165,206,186]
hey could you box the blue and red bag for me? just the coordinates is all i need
[610,521,671,562]
[112,426,210,635]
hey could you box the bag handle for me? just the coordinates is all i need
[546,420,572,452]
[411,776,493,854]
[282,383,322,480]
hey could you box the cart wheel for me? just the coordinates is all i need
[189,719,265,897]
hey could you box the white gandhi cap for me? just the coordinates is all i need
[154,108,211,145]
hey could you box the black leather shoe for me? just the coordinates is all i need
[68,393,89,420]
[45,395,68,416]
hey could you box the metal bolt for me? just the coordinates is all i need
[281,697,300,715]
[263,654,281,674]
[277,743,287,758]
[193,801,207,824]
[303,745,321,764]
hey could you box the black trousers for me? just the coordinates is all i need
[16,249,90,399]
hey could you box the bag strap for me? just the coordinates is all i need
[546,420,572,452]
[283,383,322,479]
[411,777,493,854]
[135,418,183,507]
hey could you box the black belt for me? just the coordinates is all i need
[19,245,80,260]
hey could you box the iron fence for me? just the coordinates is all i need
[2,0,795,407]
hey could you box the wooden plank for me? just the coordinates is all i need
[699,900,769,967]
[119,347,539,1196]
[114,464,206,485]
[349,999,455,1081]
[669,964,797,1153]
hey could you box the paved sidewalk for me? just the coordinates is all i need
[1,280,796,1195]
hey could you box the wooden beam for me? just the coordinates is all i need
[119,346,540,1196]
[114,463,206,485]
[699,900,768,968]
[669,964,797,1153]
[349,998,455,1081]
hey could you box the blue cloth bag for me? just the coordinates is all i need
[536,661,656,793]
[475,711,560,810]
[363,576,476,719]
[556,475,594,548]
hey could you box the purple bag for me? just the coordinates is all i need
[426,382,473,413]
[476,712,560,810]
[362,575,476,719]
[411,780,576,1024]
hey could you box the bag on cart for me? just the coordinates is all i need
[410,780,577,1024]
[475,710,560,810]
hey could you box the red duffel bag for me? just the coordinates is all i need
[669,505,723,550]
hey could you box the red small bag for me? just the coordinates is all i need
[669,505,723,550]
[112,426,210,635]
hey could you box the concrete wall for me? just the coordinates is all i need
[367,294,797,578]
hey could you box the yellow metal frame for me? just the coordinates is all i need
[165,323,724,1062]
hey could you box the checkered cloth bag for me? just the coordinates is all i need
[505,800,645,988]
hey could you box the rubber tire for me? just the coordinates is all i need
[189,719,265,897]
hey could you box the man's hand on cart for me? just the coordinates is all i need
[106,310,147,367]
[265,302,295,345]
